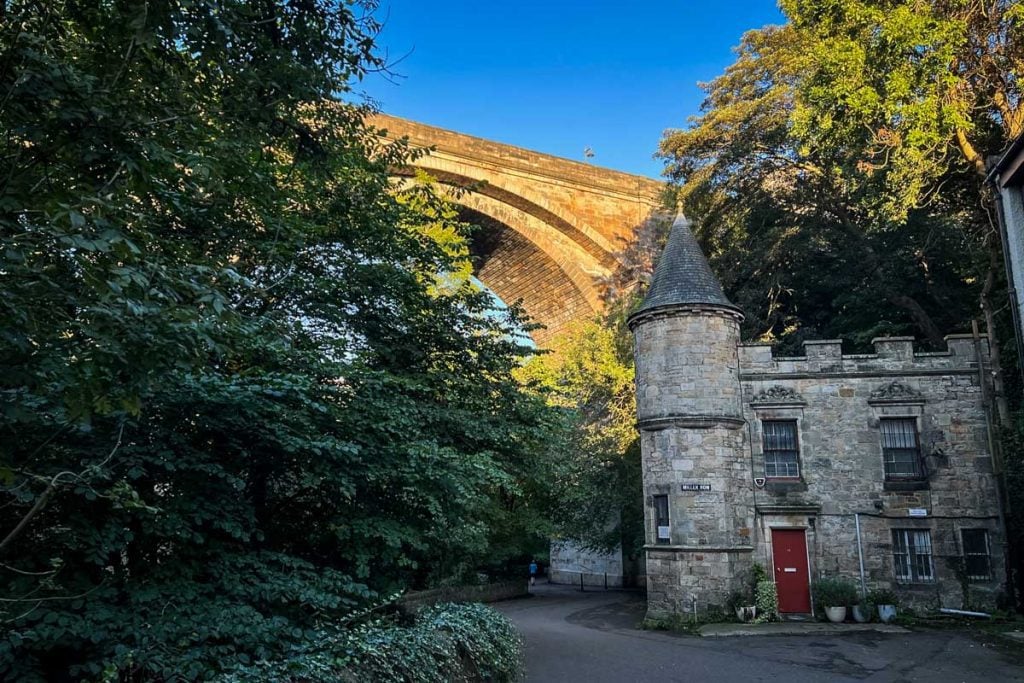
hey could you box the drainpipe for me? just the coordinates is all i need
[973,321,1015,606]
[855,513,868,601]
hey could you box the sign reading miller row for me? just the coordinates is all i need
[680,483,712,492]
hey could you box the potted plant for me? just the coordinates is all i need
[850,585,870,623]
[851,600,870,623]
[868,588,899,623]
[726,589,756,622]
[813,577,858,623]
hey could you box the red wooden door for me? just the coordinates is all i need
[772,528,811,613]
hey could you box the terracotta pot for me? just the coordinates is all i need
[825,606,847,623]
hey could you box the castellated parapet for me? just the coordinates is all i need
[632,215,1006,619]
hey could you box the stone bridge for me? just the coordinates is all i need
[369,113,666,346]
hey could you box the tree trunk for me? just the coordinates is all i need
[887,292,947,349]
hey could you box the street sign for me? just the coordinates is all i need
[681,483,711,492]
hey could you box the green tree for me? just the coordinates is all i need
[0,2,562,679]
[517,320,643,558]
[659,23,985,354]
[781,0,1023,420]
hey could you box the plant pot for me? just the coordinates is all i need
[852,604,869,623]
[825,606,847,623]
[735,605,757,622]
[877,604,897,623]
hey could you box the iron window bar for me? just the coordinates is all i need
[762,420,800,479]
[880,418,926,480]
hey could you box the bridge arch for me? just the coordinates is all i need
[372,114,666,347]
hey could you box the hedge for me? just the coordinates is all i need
[215,602,522,682]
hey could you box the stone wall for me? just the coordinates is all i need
[646,548,753,616]
[548,541,626,587]
[399,580,528,614]
[465,209,591,345]
[740,335,1005,611]
[633,309,744,422]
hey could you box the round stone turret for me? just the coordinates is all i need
[628,215,744,425]
[628,214,753,618]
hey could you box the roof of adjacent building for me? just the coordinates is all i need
[631,214,740,318]
[987,133,1024,188]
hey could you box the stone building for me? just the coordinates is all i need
[629,215,1007,618]
[989,133,1024,372]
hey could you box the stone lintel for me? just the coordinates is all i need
[750,402,808,410]
[755,504,822,515]
[868,398,926,406]
[638,415,745,431]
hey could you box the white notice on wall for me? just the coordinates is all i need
[908,508,928,517]
[657,526,671,540]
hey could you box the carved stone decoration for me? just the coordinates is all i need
[869,381,923,403]
[751,385,805,404]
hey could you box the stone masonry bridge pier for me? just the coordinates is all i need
[370,113,667,347]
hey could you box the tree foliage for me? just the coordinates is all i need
[657,2,1021,353]
[0,1,562,679]
[517,320,643,556]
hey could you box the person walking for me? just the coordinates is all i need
[528,559,538,586]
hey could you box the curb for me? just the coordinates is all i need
[699,623,909,638]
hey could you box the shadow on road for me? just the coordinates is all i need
[495,583,1024,683]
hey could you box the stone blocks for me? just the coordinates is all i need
[641,325,1007,616]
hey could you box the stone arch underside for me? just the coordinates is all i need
[460,207,593,347]
[390,171,612,347]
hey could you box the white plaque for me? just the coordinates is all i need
[908,508,928,517]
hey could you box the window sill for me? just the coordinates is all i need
[884,480,929,492]
[894,581,937,589]
[764,479,808,494]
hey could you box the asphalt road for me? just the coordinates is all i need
[495,584,1024,683]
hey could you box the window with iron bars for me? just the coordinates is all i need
[892,529,934,583]
[762,420,800,479]
[880,418,924,480]
[961,529,992,581]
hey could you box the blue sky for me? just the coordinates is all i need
[356,1,785,178]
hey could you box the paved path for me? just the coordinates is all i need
[495,584,1023,682]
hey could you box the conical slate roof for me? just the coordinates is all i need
[632,214,740,317]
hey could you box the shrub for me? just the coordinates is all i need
[868,588,899,606]
[753,580,779,623]
[726,590,749,613]
[813,577,858,608]
[215,602,522,683]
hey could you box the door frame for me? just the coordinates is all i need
[769,525,812,614]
